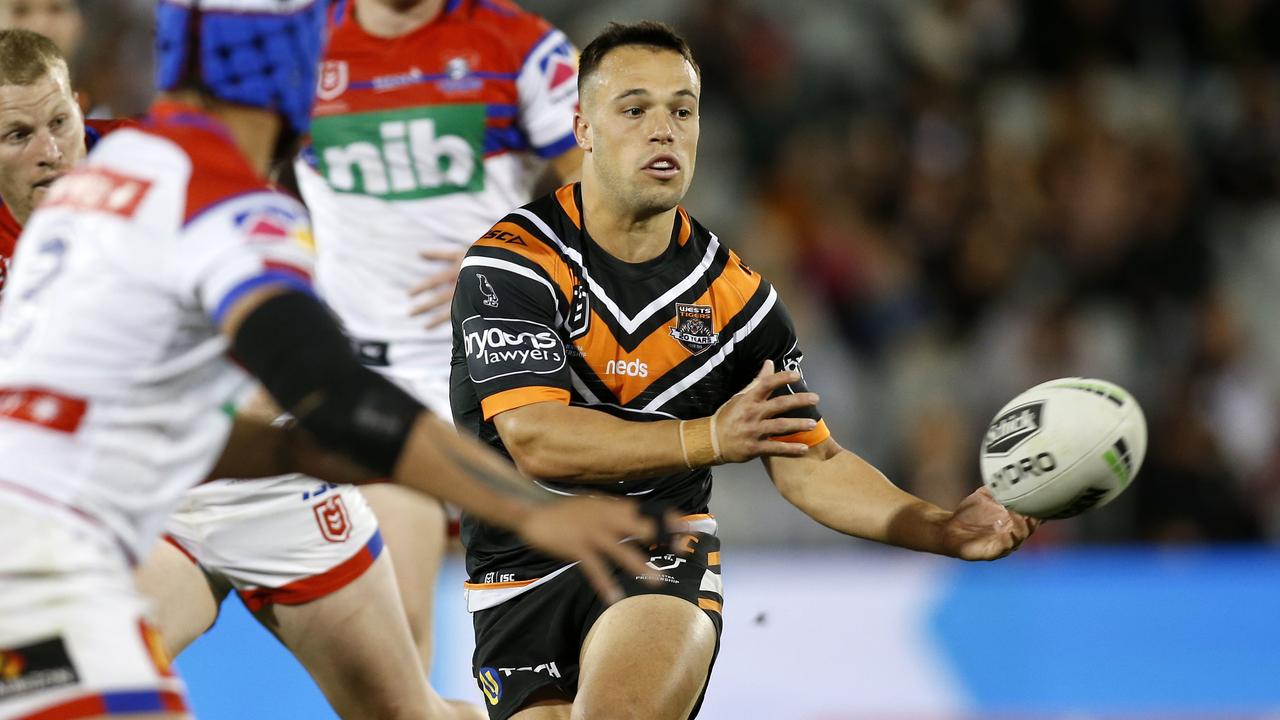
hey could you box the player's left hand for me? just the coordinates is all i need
[408,247,467,328]
[940,487,1039,561]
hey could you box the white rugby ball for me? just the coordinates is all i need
[979,377,1147,519]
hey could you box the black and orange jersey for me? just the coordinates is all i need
[450,183,829,580]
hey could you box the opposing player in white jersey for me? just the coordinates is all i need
[294,0,582,674]
[0,2,661,718]
[133,1,581,716]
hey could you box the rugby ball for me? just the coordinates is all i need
[979,378,1147,519]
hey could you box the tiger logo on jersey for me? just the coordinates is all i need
[670,303,718,355]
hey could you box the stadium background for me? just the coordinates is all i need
[29,0,1280,716]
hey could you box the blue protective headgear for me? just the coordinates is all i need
[154,0,329,135]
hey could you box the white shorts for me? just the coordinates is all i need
[164,475,382,613]
[0,498,187,719]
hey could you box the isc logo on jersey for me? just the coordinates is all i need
[311,105,485,200]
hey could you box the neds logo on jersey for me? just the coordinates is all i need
[984,402,1044,455]
[462,316,565,383]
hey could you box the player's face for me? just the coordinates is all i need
[578,46,700,216]
[0,0,83,57]
[0,66,85,224]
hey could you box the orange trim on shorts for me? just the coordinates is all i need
[19,689,187,719]
[463,578,540,590]
[138,621,173,678]
[555,184,581,229]
[707,551,721,566]
[681,513,715,523]
[697,598,722,614]
[481,386,570,421]
[237,530,383,613]
[773,419,831,447]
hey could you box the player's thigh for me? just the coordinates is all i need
[133,539,226,658]
[510,694,572,720]
[254,551,440,720]
[360,483,447,660]
[573,595,716,720]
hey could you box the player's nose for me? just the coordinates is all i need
[34,131,64,165]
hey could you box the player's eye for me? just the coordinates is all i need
[4,130,28,144]
[50,116,66,130]
[674,108,693,120]
[623,107,644,118]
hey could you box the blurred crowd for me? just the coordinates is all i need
[17,0,1280,545]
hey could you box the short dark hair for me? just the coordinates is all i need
[0,29,68,87]
[577,21,700,96]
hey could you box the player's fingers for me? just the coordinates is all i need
[756,359,774,379]
[408,290,451,317]
[755,440,811,457]
[604,540,656,585]
[760,392,820,417]
[576,553,624,605]
[418,248,467,262]
[424,308,452,329]
[748,370,803,399]
[757,417,818,438]
[407,271,457,297]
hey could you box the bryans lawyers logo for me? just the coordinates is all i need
[984,402,1044,455]
[313,495,352,543]
[670,303,718,355]
[462,316,565,383]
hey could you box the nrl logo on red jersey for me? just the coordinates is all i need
[313,496,352,543]
[670,303,718,355]
[317,60,349,101]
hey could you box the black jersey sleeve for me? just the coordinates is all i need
[741,285,830,445]
[451,250,573,421]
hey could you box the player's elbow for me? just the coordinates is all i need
[494,411,574,481]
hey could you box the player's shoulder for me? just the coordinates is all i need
[465,185,579,280]
[122,104,274,225]
[455,0,563,60]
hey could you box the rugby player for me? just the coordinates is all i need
[139,2,584,715]
[0,29,464,719]
[450,22,1039,719]
[296,0,582,674]
[0,5,660,719]
[0,28,125,302]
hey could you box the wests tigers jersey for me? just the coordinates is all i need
[450,184,830,599]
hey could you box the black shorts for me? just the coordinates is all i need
[471,532,724,720]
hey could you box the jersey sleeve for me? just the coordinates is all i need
[743,282,830,447]
[453,245,572,421]
[174,191,316,326]
[514,24,580,158]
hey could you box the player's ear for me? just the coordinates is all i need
[574,111,591,152]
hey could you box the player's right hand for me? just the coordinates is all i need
[515,496,659,604]
[713,360,820,463]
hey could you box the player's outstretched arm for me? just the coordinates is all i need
[216,285,659,601]
[494,361,819,483]
[764,439,1038,560]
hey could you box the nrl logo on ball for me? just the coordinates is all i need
[984,402,1043,455]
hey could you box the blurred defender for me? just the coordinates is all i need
[0,4,658,719]
[450,22,1038,719]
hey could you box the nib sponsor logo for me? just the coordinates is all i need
[462,317,566,383]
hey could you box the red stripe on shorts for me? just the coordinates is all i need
[237,530,383,612]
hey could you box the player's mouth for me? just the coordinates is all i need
[642,154,680,180]
[31,174,62,194]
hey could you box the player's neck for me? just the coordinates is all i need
[155,91,280,178]
[354,0,446,38]
[580,183,677,264]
